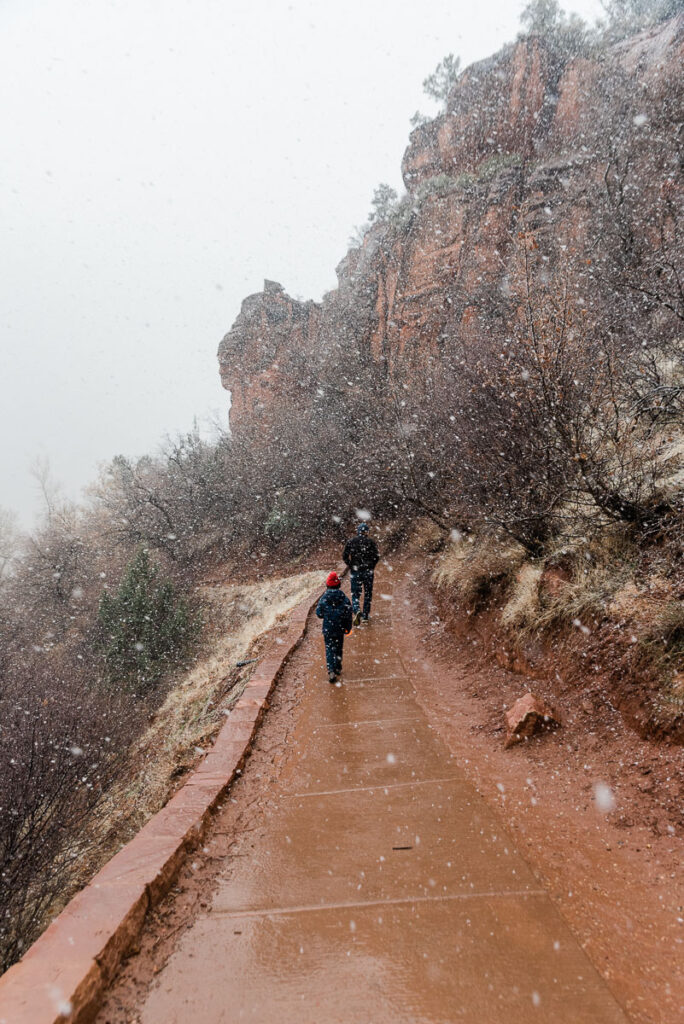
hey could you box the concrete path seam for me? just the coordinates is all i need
[341,675,410,684]
[311,716,424,730]
[211,889,551,919]
[292,776,465,798]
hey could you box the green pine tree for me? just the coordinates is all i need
[97,549,199,693]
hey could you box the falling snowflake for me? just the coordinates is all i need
[593,782,616,813]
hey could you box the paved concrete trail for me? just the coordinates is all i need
[132,576,629,1023]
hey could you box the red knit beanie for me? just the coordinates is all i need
[326,571,341,588]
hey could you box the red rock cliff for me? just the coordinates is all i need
[218,17,683,431]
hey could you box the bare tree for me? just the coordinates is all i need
[95,429,236,569]
[0,507,17,586]
[0,656,132,969]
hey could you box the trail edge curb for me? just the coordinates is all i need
[0,574,336,1024]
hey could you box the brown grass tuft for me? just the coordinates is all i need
[432,537,525,610]
[407,518,447,555]
[501,563,544,629]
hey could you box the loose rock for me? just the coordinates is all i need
[504,692,561,748]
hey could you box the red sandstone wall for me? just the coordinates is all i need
[218,17,683,433]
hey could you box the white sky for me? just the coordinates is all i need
[0,0,604,526]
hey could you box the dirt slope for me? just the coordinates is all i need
[391,559,684,1024]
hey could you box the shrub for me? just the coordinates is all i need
[477,153,523,182]
[655,601,684,654]
[417,172,476,200]
[263,501,299,543]
[97,550,200,694]
[0,656,131,970]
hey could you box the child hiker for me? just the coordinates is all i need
[316,571,353,684]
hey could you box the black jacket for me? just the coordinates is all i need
[343,535,379,573]
[316,587,353,636]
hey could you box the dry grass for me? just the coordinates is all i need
[85,569,325,852]
[636,600,684,735]
[432,537,525,609]
[493,528,684,733]
[533,568,616,632]
[501,563,544,629]
[510,527,638,635]
[649,669,684,734]
[407,518,447,555]
[639,600,684,667]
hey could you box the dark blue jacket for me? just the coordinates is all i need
[343,535,379,573]
[316,587,353,636]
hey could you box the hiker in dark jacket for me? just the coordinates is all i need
[316,571,353,683]
[343,522,379,625]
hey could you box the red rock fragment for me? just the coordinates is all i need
[504,692,561,749]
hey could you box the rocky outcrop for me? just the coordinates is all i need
[218,16,683,432]
[401,40,558,189]
[218,280,320,425]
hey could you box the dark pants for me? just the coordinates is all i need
[323,630,344,676]
[351,569,374,617]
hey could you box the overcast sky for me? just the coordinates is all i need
[0,0,605,526]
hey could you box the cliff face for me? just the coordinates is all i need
[218,280,320,425]
[218,16,684,430]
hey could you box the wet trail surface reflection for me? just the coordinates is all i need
[137,576,629,1023]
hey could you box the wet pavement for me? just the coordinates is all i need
[137,580,629,1023]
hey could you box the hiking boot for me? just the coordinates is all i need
[361,613,369,622]
[328,673,337,684]
[353,610,362,627]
